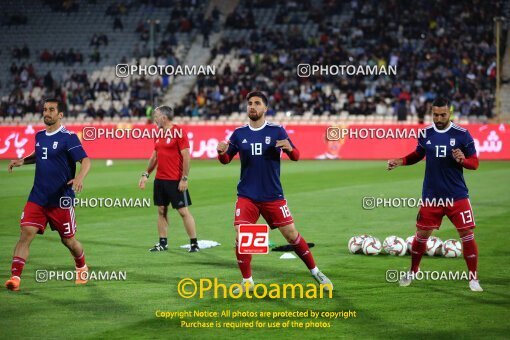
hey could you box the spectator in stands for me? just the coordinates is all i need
[212,6,220,22]
[43,72,54,92]
[110,82,121,101]
[113,16,124,31]
[9,86,23,103]
[99,78,109,92]
[25,95,37,113]
[86,103,96,118]
[107,103,119,117]
[90,34,99,46]
[40,49,52,62]
[120,104,130,117]
[90,33,108,47]
[10,63,18,76]
[89,48,101,63]
[201,18,211,47]
[117,79,128,92]
[396,99,408,122]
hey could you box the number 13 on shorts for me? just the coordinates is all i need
[238,224,269,254]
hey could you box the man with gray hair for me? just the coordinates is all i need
[139,106,199,252]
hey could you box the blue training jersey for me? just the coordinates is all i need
[225,121,295,202]
[28,126,88,207]
[416,123,476,200]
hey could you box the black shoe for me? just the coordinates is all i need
[149,243,168,252]
[189,244,200,252]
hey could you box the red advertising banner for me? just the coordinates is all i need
[0,123,508,160]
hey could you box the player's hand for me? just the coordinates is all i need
[68,176,84,193]
[217,141,229,155]
[387,158,403,170]
[8,159,24,173]
[452,148,465,164]
[276,139,293,152]
[139,176,148,190]
[178,179,188,192]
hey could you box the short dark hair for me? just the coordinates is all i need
[432,96,450,108]
[44,98,63,112]
[246,91,268,106]
[155,105,174,120]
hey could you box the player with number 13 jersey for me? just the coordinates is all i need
[388,97,482,292]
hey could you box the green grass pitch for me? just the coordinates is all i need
[0,159,509,339]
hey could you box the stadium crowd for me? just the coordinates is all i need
[174,0,501,120]
[0,0,504,120]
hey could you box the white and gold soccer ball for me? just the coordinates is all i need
[362,237,382,255]
[426,236,443,256]
[382,236,407,256]
[442,239,462,258]
[348,236,364,254]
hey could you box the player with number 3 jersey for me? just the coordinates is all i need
[5,98,91,291]
[217,91,333,292]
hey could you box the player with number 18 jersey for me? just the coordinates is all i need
[217,91,333,292]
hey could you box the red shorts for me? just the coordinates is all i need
[20,201,77,238]
[234,196,294,229]
[416,198,475,231]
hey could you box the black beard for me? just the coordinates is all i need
[248,113,262,121]
[44,117,56,126]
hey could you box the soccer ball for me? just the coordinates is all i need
[362,237,382,255]
[106,159,114,167]
[426,236,443,256]
[348,236,364,254]
[382,236,407,256]
[405,236,415,254]
[359,234,373,241]
[443,239,462,258]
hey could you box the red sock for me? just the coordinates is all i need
[235,242,252,279]
[11,256,26,278]
[74,251,86,269]
[292,233,316,270]
[411,233,429,273]
[461,232,478,280]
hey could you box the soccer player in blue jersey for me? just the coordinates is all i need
[387,97,482,291]
[217,91,332,292]
[5,98,91,291]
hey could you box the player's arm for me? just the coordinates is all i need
[217,141,235,164]
[178,148,190,192]
[452,132,479,170]
[387,145,425,170]
[276,127,300,161]
[276,139,300,161]
[139,150,157,190]
[8,151,35,173]
[452,151,479,170]
[218,132,238,164]
[66,134,90,193]
[68,157,91,193]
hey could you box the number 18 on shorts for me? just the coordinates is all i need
[238,224,270,254]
